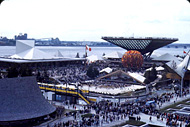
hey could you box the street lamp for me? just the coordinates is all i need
[146,83,151,94]
[66,81,68,103]
[75,82,79,104]
[181,68,187,97]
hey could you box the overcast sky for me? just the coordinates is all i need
[0,0,190,43]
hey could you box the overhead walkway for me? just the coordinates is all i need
[38,83,90,104]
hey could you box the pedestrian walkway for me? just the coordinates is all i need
[36,93,190,127]
[157,94,190,110]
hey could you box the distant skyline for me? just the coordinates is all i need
[0,0,190,43]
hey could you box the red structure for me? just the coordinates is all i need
[122,50,143,68]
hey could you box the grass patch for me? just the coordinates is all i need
[160,98,190,112]
[64,109,75,113]
[111,120,146,127]
[147,124,164,127]
[164,107,182,113]
[81,113,94,118]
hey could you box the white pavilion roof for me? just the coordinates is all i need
[127,72,146,84]
[86,55,99,63]
[146,66,165,71]
[100,67,112,73]
[103,51,123,59]
[153,53,180,62]
[54,50,64,58]
[170,51,190,77]
[10,40,56,60]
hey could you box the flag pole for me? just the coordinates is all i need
[85,44,87,58]
[85,45,87,70]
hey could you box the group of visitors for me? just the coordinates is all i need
[48,89,190,127]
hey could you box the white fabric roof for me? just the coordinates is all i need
[54,50,64,58]
[156,66,165,71]
[86,55,99,63]
[127,72,146,84]
[11,48,55,59]
[169,51,190,77]
[10,40,58,60]
[103,51,123,59]
[146,66,165,71]
[80,84,145,95]
[153,53,180,62]
[100,67,112,73]
[16,40,35,54]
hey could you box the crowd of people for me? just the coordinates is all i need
[93,80,139,89]
[47,89,190,127]
[34,65,88,83]
[31,62,190,127]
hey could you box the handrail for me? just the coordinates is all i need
[39,86,90,104]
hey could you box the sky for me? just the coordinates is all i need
[0,0,190,43]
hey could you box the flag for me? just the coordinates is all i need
[86,45,91,51]
[184,51,187,54]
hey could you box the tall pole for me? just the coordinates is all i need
[181,74,184,97]
[146,83,150,94]
[66,82,67,103]
[54,83,56,101]
[85,44,87,58]
[85,45,87,69]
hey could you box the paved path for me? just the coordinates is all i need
[158,94,190,109]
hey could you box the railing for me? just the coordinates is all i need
[39,85,90,104]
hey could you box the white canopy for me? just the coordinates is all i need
[169,51,190,77]
[54,50,64,58]
[103,51,123,59]
[86,55,99,63]
[127,72,146,84]
[146,66,165,71]
[156,66,165,71]
[80,84,145,95]
[10,40,58,59]
[153,53,180,62]
[100,67,112,73]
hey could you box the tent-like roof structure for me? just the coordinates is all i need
[54,50,64,57]
[80,84,145,95]
[86,55,99,63]
[153,53,180,62]
[100,67,112,74]
[127,72,146,84]
[10,40,55,60]
[146,66,165,71]
[168,51,190,77]
[98,70,145,84]
[103,51,123,59]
